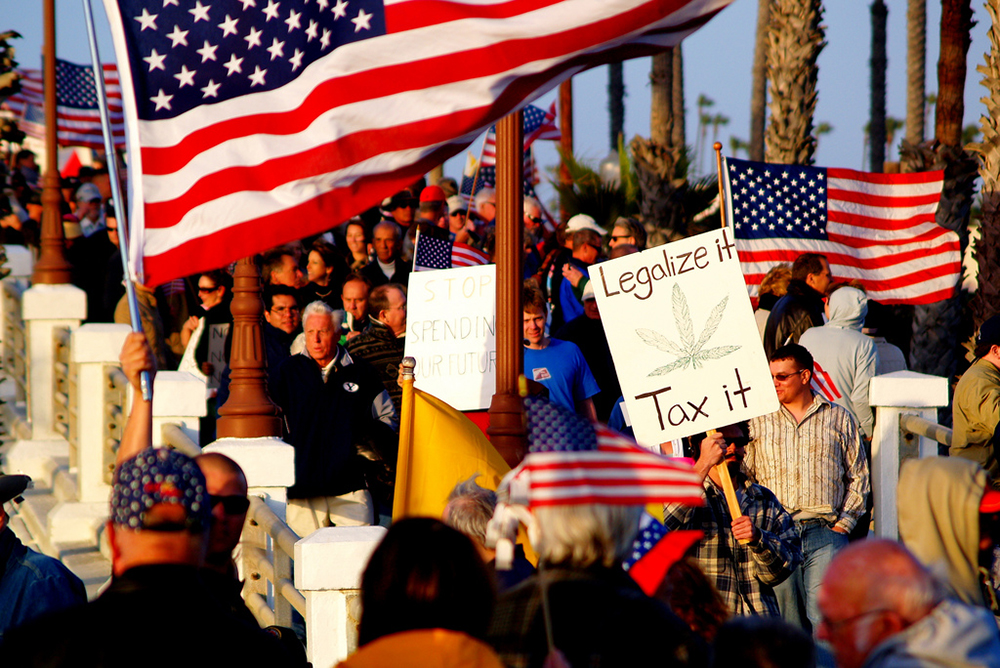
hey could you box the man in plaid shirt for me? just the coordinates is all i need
[663,423,802,617]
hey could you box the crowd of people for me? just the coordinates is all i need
[2,159,1000,668]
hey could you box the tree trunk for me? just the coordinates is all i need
[936,0,973,146]
[969,1,1000,329]
[608,62,625,151]
[765,0,826,166]
[672,45,685,152]
[749,0,770,161]
[906,0,975,398]
[905,0,926,145]
[650,52,672,146]
[869,1,888,172]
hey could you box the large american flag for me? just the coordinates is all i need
[725,157,960,305]
[2,60,125,149]
[511,396,705,507]
[102,0,735,286]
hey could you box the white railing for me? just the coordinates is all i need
[2,278,29,428]
[243,496,305,628]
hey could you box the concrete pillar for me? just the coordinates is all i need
[72,323,130,503]
[4,246,34,281]
[22,284,86,439]
[295,526,386,668]
[869,370,949,539]
[129,371,207,448]
[204,437,295,520]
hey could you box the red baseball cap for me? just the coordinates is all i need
[419,185,446,203]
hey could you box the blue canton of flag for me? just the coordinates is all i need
[55,60,102,109]
[116,0,387,119]
[412,233,453,271]
[728,160,828,241]
[623,517,668,571]
[460,165,537,202]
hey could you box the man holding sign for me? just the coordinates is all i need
[746,344,869,633]
[663,423,801,617]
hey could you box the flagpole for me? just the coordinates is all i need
[392,357,417,521]
[82,0,152,401]
[710,141,746,541]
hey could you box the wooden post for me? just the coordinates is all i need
[32,0,72,285]
[487,111,527,468]
[558,80,573,223]
[216,256,282,438]
[711,142,746,539]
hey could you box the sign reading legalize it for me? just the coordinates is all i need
[404,264,497,411]
[591,228,778,450]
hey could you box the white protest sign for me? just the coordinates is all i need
[591,227,778,449]
[404,264,496,410]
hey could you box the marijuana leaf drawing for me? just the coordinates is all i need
[637,284,740,376]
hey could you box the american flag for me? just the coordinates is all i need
[511,396,705,508]
[480,102,560,167]
[810,360,841,403]
[102,0,735,287]
[461,163,538,206]
[3,60,125,149]
[622,516,702,596]
[725,157,959,305]
[413,229,489,271]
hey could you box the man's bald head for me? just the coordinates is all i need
[818,539,942,668]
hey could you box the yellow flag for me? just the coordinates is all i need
[393,384,510,520]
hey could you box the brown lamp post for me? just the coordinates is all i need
[32,0,72,285]
[216,256,282,438]
[487,110,528,468]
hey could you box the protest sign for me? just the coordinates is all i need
[405,264,497,410]
[591,228,778,451]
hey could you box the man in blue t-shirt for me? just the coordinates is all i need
[523,283,600,420]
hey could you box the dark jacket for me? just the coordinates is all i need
[1,564,295,666]
[763,279,825,357]
[345,318,405,413]
[361,258,410,289]
[271,350,397,499]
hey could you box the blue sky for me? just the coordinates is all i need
[3,0,991,209]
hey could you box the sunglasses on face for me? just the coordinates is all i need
[209,494,251,515]
[771,370,805,382]
[726,437,751,448]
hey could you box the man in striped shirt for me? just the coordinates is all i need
[746,344,870,634]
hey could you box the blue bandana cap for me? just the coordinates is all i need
[111,448,210,532]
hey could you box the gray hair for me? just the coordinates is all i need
[532,504,642,568]
[523,196,541,216]
[474,187,495,211]
[373,220,401,240]
[443,476,497,546]
[302,301,341,332]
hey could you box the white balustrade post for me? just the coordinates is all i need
[295,526,386,668]
[4,246,34,281]
[22,284,86,439]
[132,371,206,447]
[72,323,131,503]
[869,370,949,539]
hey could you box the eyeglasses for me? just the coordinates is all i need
[610,235,630,242]
[209,494,251,515]
[771,370,806,382]
[197,285,219,293]
[528,216,543,224]
[726,437,751,448]
[820,609,892,634]
[587,244,602,252]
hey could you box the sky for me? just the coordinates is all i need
[2,0,993,210]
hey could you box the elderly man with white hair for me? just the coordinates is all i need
[271,300,398,537]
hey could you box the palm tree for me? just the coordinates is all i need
[815,122,833,152]
[969,2,1000,330]
[885,117,905,160]
[672,46,685,151]
[608,62,625,151]
[869,0,888,173]
[905,0,926,146]
[902,0,977,398]
[765,0,826,166]
[730,136,750,158]
[695,94,715,174]
[749,0,770,161]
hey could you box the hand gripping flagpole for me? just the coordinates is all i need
[712,141,746,542]
[82,0,152,401]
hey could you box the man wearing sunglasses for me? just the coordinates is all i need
[663,423,801,618]
[746,343,869,635]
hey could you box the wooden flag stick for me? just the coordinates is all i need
[709,143,747,544]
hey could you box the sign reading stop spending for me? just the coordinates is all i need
[591,228,778,449]
[405,264,497,411]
